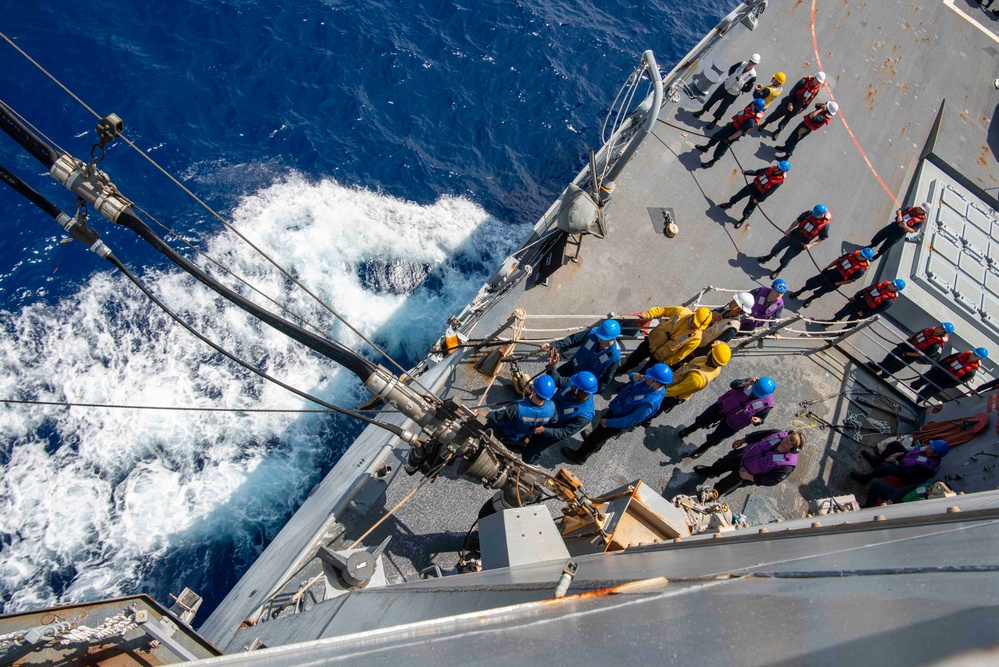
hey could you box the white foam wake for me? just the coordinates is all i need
[0,173,522,612]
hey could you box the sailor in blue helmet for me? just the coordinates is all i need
[868,322,953,379]
[540,319,621,391]
[740,279,787,332]
[756,204,832,279]
[719,161,789,228]
[561,363,672,464]
[695,97,766,167]
[520,371,597,465]
[679,376,777,459]
[828,278,905,325]
[851,439,950,507]
[912,347,988,404]
[786,247,874,307]
[485,374,556,447]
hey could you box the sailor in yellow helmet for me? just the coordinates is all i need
[617,305,713,376]
[754,71,786,109]
[642,342,732,426]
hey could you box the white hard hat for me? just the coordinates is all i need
[750,53,762,64]
[816,71,826,83]
[734,292,755,314]
[827,101,839,115]
[920,201,933,212]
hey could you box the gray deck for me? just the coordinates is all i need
[204,0,999,649]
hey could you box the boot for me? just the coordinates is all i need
[677,425,695,439]
[561,446,588,464]
[719,202,733,210]
[757,255,773,263]
[703,159,718,168]
[689,444,712,459]
[861,450,882,466]
[787,290,802,299]
[706,120,717,130]
[695,144,709,152]
[734,218,747,229]
[801,298,813,308]
[693,465,712,476]
[849,471,872,483]
[768,270,780,280]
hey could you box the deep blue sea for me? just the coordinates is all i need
[0,0,737,618]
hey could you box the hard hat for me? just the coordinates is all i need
[975,347,990,360]
[646,363,673,386]
[570,371,598,394]
[827,101,839,116]
[920,202,933,214]
[816,71,827,84]
[534,374,556,400]
[750,53,762,64]
[777,160,791,172]
[734,292,755,314]
[693,307,713,330]
[893,278,906,291]
[710,342,732,366]
[595,319,621,341]
[752,98,766,111]
[752,376,776,397]
[771,278,788,293]
[812,203,828,217]
[941,322,955,335]
[860,247,875,260]
[773,72,787,84]
[929,439,951,457]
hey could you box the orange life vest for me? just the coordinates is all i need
[861,281,896,310]
[797,213,831,241]
[910,328,947,352]
[753,167,785,195]
[833,251,869,281]
[732,105,764,131]
[803,109,833,130]
[795,77,821,105]
[944,352,980,380]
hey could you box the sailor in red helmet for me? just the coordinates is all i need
[775,100,838,157]
[756,204,832,279]
[695,98,766,167]
[868,322,953,379]
[868,202,931,259]
[759,71,826,139]
[827,278,905,325]
[786,247,874,307]
[719,160,790,228]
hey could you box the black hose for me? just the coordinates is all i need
[0,100,60,168]
[0,165,61,216]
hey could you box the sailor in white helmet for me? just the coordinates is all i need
[759,71,826,139]
[775,100,838,156]
[693,53,761,130]
[675,292,754,367]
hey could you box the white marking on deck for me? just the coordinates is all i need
[943,0,999,46]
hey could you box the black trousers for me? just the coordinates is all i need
[912,372,961,402]
[795,269,842,301]
[760,101,803,133]
[618,338,652,375]
[766,234,808,272]
[779,122,813,155]
[869,223,908,258]
[876,344,921,375]
[573,416,623,461]
[724,184,771,220]
[687,403,741,449]
[698,449,746,496]
[700,87,739,122]
[830,301,888,323]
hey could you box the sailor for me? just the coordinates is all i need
[693,54,761,130]
[695,98,766,167]
[485,374,556,446]
[679,292,754,366]
[719,160,790,228]
[912,348,989,404]
[617,306,713,375]
[756,204,832,279]
[679,376,776,459]
[752,71,785,109]
[828,279,905,324]
[759,71,826,139]
[868,322,953,379]
[561,364,673,464]
[520,371,596,465]
[740,280,787,332]
[867,203,930,260]
[540,319,621,391]
[786,247,874,307]
[693,429,805,496]
[775,101,838,157]
[850,439,950,507]
[646,342,732,423]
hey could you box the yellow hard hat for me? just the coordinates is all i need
[693,307,712,330]
[773,72,787,84]
[711,341,732,366]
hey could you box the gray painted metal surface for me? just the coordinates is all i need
[479,506,570,570]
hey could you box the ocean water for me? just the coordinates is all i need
[0,0,737,617]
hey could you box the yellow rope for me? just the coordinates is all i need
[788,411,820,431]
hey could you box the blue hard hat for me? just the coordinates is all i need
[752,376,776,397]
[893,278,906,291]
[941,322,955,335]
[752,98,766,111]
[570,371,598,394]
[595,319,621,341]
[771,278,788,293]
[812,204,828,217]
[929,439,950,457]
[534,374,556,400]
[975,347,989,360]
[777,160,791,172]
[860,247,875,260]
[646,363,673,386]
